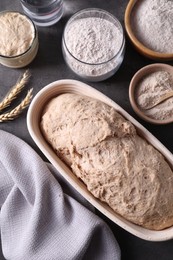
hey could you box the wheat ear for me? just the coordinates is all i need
[0,70,30,113]
[0,89,33,122]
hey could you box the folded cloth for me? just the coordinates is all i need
[0,130,120,260]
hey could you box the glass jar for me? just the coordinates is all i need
[0,11,39,68]
[62,8,125,82]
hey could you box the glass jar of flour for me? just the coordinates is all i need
[62,8,125,82]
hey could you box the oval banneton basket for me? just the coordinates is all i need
[27,79,173,241]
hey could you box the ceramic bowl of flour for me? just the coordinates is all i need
[62,8,125,82]
[125,0,173,61]
[129,63,173,124]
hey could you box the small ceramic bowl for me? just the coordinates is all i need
[124,0,173,61]
[129,63,173,124]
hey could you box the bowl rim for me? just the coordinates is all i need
[124,0,173,61]
[27,79,173,241]
[129,63,173,124]
[62,7,125,66]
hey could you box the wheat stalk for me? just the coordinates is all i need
[0,88,33,122]
[0,70,30,113]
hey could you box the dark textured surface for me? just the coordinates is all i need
[0,1,173,259]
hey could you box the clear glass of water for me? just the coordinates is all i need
[20,0,63,27]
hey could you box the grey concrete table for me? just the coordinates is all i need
[0,1,173,260]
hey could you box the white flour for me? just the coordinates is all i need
[63,16,124,80]
[136,70,173,120]
[131,0,173,53]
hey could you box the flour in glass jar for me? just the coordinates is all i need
[131,0,173,53]
[63,16,124,78]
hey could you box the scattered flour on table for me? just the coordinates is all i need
[131,0,173,53]
[63,17,124,77]
[136,70,173,120]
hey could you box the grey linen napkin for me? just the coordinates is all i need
[0,130,120,260]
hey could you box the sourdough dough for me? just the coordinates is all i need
[0,12,35,57]
[41,93,173,230]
